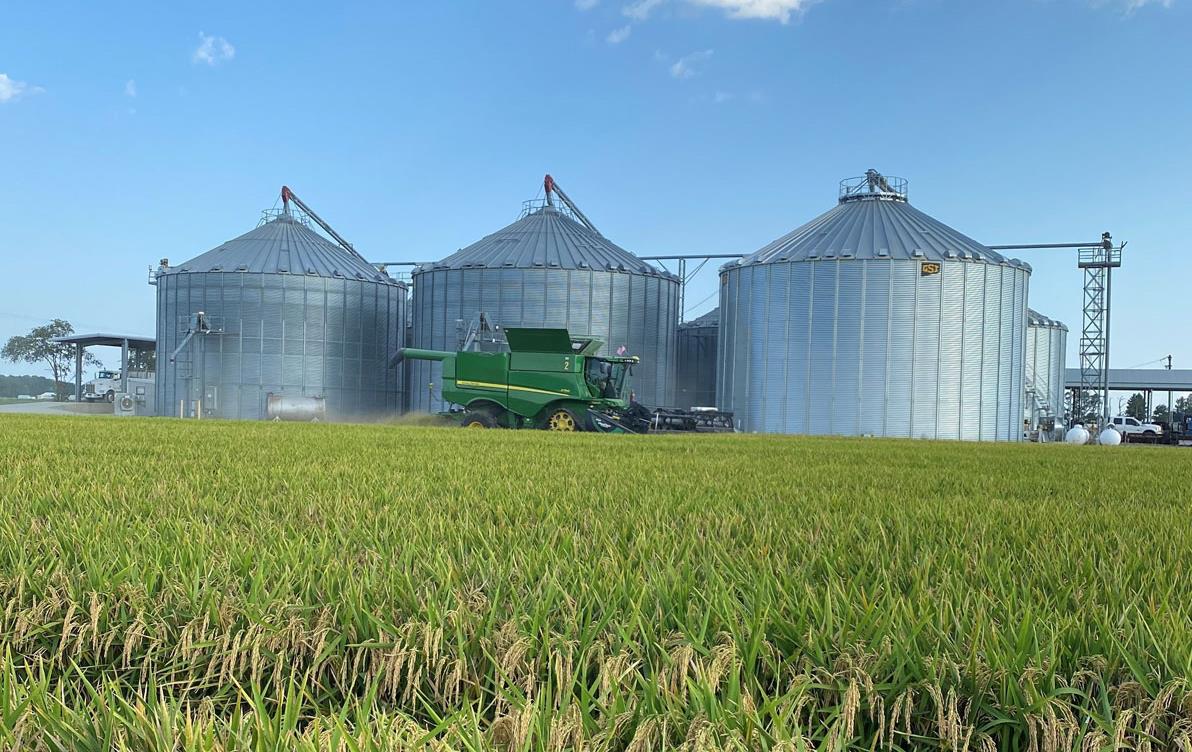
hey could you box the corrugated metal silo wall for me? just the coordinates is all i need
[1050,327,1067,421]
[155,272,405,420]
[717,259,1029,440]
[408,268,679,413]
[676,324,718,409]
[1026,322,1067,422]
[1026,324,1046,422]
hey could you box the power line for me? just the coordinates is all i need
[1124,355,1171,370]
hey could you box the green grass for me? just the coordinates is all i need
[0,414,1189,751]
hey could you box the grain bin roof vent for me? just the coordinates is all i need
[726,171,1030,271]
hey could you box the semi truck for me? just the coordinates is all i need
[81,370,123,402]
[82,370,154,403]
[393,327,732,433]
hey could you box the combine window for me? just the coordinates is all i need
[585,359,628,399]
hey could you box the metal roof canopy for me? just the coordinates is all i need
[51,333,155,404]
[51,333,155,349]
[1065,369,1192,392]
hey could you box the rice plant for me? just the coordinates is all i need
[0,414,1189,751]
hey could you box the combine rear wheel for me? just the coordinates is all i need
[544,407,584,432]
[461,411,497,429]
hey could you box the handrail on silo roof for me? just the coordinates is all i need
[839,171,908,202]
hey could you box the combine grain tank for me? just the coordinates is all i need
[154,191,406,420]
[718,171,1031,440]
[676,308,719,409]
[1025,309,1068,431]
[409,175,679,412]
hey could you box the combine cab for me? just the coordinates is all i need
[393,327,733,433]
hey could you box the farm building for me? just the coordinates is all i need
[717,171,1031,440]
[408,176,679,412]
[154,204,407,421]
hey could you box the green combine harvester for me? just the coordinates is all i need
[393,327,733,433]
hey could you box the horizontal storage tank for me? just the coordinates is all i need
[1025,309,1068,429]
[718,171,1031,440]
[676,308,719,409]
[410,176,679,413]
[155,203,406,420]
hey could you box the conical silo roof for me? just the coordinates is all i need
[729,172,1029,271]
[1028,308,1069,331]
[164,213,395,284]
[681,307,720,328]
[424,204,672,279]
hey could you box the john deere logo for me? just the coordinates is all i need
[921,262,941,277]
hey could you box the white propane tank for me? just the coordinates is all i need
[1098,428,1122,446]
[1065,426,1090,445]
[266,394,327,422]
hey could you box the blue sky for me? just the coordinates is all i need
[1,0,1189,390]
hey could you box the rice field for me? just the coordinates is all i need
[0,414,1189,751]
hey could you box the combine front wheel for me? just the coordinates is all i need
[545,407,584,432]
[461,411,497,429]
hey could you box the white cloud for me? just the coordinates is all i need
[616,0,822,23]
[606,25,633,43]
[0,73,42,103]
[575,0,600,8]
[1122,0,1172,10]
[124,80,137,98]
[193,32,235,66]
[670,49,713,79]
[687,0,818,22]
[624,0,667,20]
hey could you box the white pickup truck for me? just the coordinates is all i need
[1109,415,1163,437]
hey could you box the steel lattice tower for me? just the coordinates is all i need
[1077,234,1123,425]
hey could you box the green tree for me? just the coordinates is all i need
[2,320,101,400]
[1152,404,1170,423]
[0,374,57,398]
[1065,390,1101,424]
[1176,396,1192,415]
[1124,393,1147,421]
[128,348,156,372]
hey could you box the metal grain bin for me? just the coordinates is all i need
[155,210,406,420]
[676,308,719,409]
[1025,309,1068,430]
[718,172,1031,440]
[409,178,679,413]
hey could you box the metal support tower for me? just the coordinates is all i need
[1077,233,1122,424]
[990,234,1125,426]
